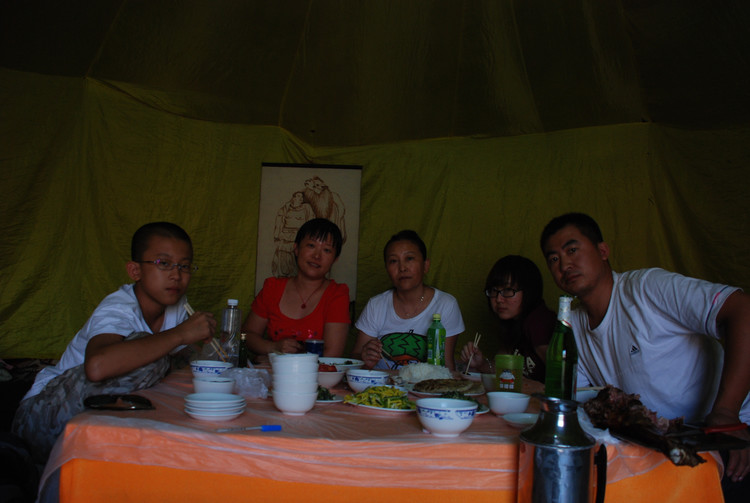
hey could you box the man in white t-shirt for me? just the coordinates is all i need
[13,222,217,463]
[540,212,750,500]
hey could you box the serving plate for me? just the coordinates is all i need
[316,395,344,404]
[185,404,246,414]
[410,390,484,398]
[351,403,415,414]
[184,408,244,421]
[184,392,245,408]
[318,357,365,371]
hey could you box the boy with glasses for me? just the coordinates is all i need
[13,222,216,464]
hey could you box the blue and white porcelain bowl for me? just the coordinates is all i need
[416,398,478,437]
[346,369,389,393]
[190,360,234,378]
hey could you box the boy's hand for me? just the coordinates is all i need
[182,311,217,344]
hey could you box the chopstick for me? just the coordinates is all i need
[381,348,397,370]
[184,302,228,362]
[464,332,482,374]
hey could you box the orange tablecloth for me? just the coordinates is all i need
[43,369,724,502]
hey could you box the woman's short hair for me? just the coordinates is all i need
[294,218,344,257]
[383,230,427,262]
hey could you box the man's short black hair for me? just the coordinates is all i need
[294,218,344,257]
[540,213,604,251]
[131,222,192,261]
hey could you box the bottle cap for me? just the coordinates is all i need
[433,313,441,321]
[228,299,239,306]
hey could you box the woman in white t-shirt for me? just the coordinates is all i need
[352,230,465,370]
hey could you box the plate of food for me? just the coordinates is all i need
[410,379,485,397]
[353,403,415,413]
[316,386,343,403]
[344,385,416,413]
[318,357,365,371]
[396,362,454,384]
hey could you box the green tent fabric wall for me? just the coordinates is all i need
[1,0,750,359]
[1,72,749,359]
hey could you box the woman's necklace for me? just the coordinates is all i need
[294,278,325,309]
[397,287,425,318]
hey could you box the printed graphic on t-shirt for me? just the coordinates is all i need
[513,349,535,379]
[380,331,427,367]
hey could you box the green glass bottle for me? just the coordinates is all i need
[544,296,578,399]
[426,313,446,366]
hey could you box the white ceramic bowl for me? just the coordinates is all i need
[416,398,478,437]
[486,391,530,415]
[317,370,345,388]
[269,352,319,364]
[272,362,319,374]
[190,360,234,378]
[273,378,319,394]
[346,369,389,393]
[318,357,365,372]
[503,412,539,429]
[272,371,319,382]
[193,376,235,394]
[271,355,320,374]
[272,390,318,416]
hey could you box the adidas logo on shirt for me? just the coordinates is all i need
[630,345,640,355]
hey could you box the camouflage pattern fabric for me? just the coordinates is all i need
[11,332,170,464]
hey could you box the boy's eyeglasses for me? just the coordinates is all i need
[485,287,520,299]
[138,259,197,274]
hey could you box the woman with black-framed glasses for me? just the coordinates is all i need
[459,255,555,382]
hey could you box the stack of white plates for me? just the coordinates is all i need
[184,392,246,421]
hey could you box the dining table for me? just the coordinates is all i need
[41,366,725,502]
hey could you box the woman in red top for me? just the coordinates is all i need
[242,219,350,358]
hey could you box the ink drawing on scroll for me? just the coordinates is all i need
[256,163,361,300]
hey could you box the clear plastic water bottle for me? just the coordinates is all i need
[426,313,446,366]
[220,299,242,366]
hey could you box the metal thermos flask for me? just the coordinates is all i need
[517,395,606,503]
